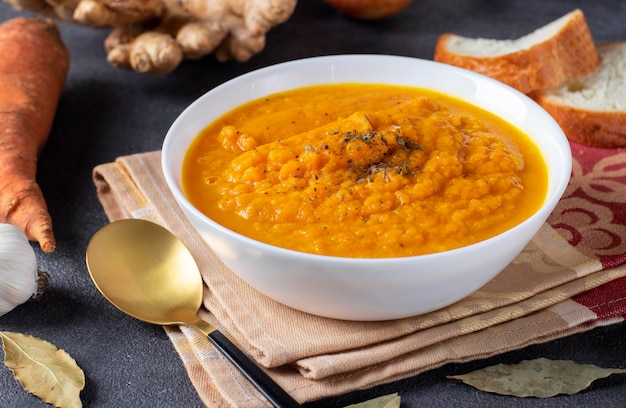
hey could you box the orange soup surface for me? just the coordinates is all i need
[182,84,548,258]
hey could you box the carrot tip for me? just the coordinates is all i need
[40,239,56,253]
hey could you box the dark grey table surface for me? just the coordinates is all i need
[0,1,624,407]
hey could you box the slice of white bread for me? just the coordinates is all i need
[434,9,599,94]
[531,42,626,148]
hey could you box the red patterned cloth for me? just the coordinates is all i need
[553,142,626,322]
[573,276,626,320]
[556,143,626,268]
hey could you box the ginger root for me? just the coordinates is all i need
[5,0,297,74]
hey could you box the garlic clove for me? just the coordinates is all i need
[0,223,40,317]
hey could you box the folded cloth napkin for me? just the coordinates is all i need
[93,143,626,407]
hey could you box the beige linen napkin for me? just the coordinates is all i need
[93,148,626,407]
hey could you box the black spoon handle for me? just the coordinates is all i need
[208,331,302,407]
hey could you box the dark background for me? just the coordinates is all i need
[0,0,624,406]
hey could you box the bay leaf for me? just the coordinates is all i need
[448,357,626,398]
[344,393,401,408]
[0,331,85,408]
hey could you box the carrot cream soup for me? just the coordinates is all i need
[182,83,548,258]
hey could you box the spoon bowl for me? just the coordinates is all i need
[85,218,300,407]
[86,219,201,326]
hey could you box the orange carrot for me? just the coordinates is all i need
[0,17,70,253]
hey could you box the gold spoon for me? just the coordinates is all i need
[85,218,300,408]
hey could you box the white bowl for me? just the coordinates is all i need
[162,55,571,321]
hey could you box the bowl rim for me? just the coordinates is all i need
[162,54,572,264]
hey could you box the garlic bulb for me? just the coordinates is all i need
[0,223,40,317]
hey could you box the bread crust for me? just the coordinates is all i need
[434,9,599,94]
[530,96,626,148]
